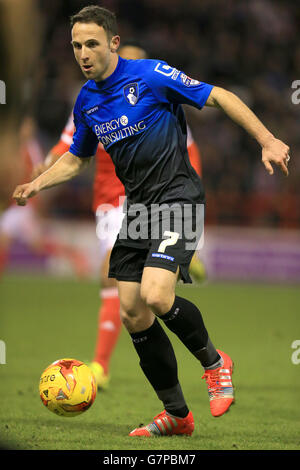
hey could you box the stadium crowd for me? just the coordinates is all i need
[26,0,300,227]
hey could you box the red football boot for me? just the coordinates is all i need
[202,349,234,417]
[129,410,194,437]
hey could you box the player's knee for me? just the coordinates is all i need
[141,287,172,316]
[119,299,138,319]
[120,306,154,333]
[141,267,177,315]
[119,295,143,323]
[119,308,133,330]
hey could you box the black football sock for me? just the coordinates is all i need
[156,384,189,418]
[130,318,189,418]
[159,296,220,368]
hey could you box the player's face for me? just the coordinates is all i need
[71,22,120,81]
[119,46,147,60]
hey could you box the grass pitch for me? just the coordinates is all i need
[0,274,299,451]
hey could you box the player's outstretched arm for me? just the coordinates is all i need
[205,86,290,176]
[31,151,62,179]
[13,151,92,206]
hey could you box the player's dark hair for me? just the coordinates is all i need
[70,5,118,39]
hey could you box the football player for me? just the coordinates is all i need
[13,6,290,437]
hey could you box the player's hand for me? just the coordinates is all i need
[12,181,40,206]
[262,136,290,176]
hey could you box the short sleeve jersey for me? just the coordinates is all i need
[69,57,213,207]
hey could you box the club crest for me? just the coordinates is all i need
[124,83,139,105]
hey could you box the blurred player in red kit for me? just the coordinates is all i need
[0,116,89,278]
[34,41,206,390]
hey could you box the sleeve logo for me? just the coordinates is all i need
[180,73,200,87]
[154,63,196,84]
[154,63,176,77]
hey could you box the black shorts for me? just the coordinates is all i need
[108,202,204,284]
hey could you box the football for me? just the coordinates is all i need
[39,358,97,417]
